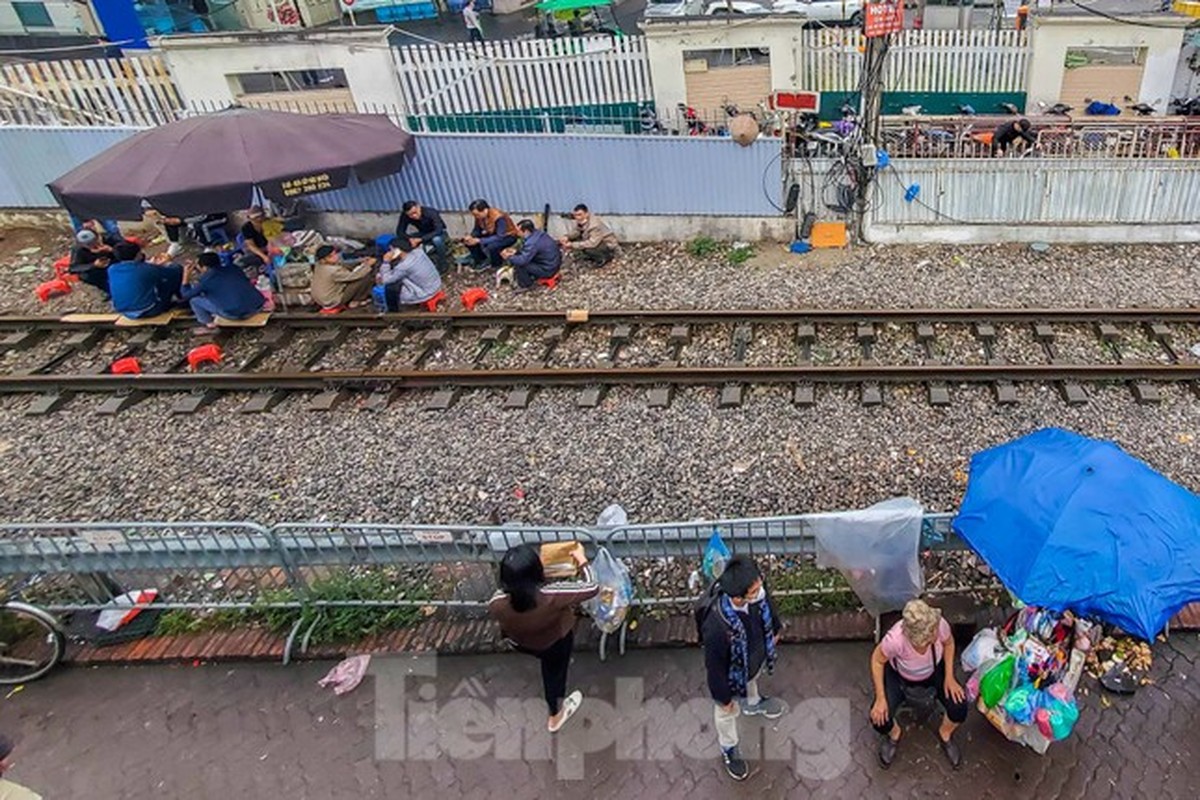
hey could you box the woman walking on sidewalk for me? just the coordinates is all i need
[488,544,597,732]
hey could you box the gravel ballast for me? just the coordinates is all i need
[2,236,1200,527]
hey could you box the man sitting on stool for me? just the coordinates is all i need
[397,200,450,274]
[503,219,561,295]
[464,199,518,270]
[377,239,443,311]
[311,244,377,310]
[559,203,620,267]
[181,251,266,335]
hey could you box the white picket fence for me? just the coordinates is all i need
[393,35,654,117]
[797,29,1030,94]
[0,54,184,127]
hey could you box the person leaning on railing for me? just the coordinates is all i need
[487,543,597,733]
[992,118,1036,156]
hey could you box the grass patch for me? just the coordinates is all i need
[686,236,722,258]
[727,245,755,266]
[766,564,861,615]
[153,571,435,645]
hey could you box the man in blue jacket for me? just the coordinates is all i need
[502,219,561,294]
[107,241,184,319]
[181,252,266,335]
[376,239,443,311]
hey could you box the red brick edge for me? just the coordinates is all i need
[63,603,1200,667]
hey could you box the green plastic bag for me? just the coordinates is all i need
[980,655,1015,709]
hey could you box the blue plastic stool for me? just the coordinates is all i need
[372,284,389,314]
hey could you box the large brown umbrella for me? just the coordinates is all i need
[49,106,416,220]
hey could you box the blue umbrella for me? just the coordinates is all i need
[953,428,1200,641]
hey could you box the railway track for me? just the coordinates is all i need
[1,308,1199,414]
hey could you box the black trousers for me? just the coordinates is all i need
[577,244,616,267]
[515,260,559,288]
[74,266,110,297]
[871,660,969,735]
[518,632,574,716]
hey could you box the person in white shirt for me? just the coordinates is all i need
[463,0,484,42]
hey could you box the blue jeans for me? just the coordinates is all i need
[189,295,247,326]
[469,236,517,269]
[70,215,122,241]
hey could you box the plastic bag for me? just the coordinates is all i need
[961,628,1000,673]
[596,504,628,527]
[810,497,924,615]
[584,547,634,634]
[701,530,731,583]
[980,655,1015,709]
[318,654,371,696]
[1003,685,1038,725]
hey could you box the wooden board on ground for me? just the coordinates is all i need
[115,310,185,327]
[60,313,120,323]
[215,312,270,328]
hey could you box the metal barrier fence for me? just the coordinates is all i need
[0,514,981,660]
[878,116,1200,160]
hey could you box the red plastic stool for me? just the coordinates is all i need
[53,255,75,280]
[318,305,345,315]
[422,290,447,312]
[460,287,490,312]
[537,274,562,290]
[187,343,223,371]
[35,278,72,302]
[110,356,142,375]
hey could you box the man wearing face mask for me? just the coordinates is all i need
[699,555,786,781]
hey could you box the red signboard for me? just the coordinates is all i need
[864,1,904,37]
[770,91,820,112]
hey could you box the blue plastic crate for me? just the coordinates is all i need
[410,2,437,18]
[374,6,398,22]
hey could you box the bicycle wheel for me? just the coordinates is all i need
[0,602,65,684]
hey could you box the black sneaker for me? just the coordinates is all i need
[878,734,899,769]
[722,746,749,781]
[939,734,962,769]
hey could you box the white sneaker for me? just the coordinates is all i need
[167,242,183,258]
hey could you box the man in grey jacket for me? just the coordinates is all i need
[377,239,442,311]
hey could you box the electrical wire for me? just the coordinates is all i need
[761,148,786,213]
[0,38,138,57]
[885,165,973,225]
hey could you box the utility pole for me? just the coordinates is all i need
[855,31,889,241]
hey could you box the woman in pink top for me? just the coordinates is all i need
[869,599,968,769]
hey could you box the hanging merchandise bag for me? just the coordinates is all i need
[701,530,732,583]
[584,547,634,634]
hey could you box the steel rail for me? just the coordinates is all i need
[3,307,1200,331]
[2,364,1200,393]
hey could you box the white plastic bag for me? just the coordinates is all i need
[961,628,1001,673]
[584,547,633,634]
[596,504,628,527]
[810,497,924,616]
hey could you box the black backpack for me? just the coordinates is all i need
[694,580,722,643]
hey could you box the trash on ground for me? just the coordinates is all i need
[318,654,371,696]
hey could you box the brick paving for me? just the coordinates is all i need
[3,635,1197,799]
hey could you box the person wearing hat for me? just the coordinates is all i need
[181,251,266,335]
[239,206,271,268]
[310,244,377,310]
[376,238,442,311]
[869,598,968,769]
[0,734,43,798]
[68,228,115,298]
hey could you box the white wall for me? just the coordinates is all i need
[156,26,405,110]
[1026,16,1185,114]
[0,0,85,35]
[642,17,806,113]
